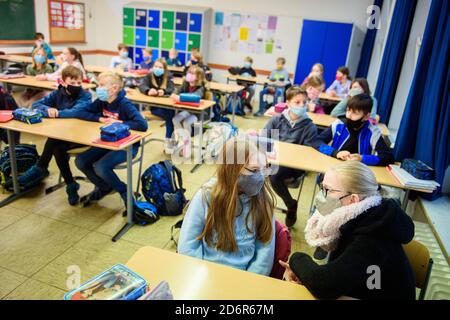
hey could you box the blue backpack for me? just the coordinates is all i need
[141,160,187,216]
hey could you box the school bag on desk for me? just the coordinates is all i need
[141,160,187,216]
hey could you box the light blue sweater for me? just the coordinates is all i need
[331,95,378,119]
[178,181,276,276]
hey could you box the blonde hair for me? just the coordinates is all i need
[330,161,379,198]
[143,48,153,55]
[244,56,253,64]
[98,71,123,90]
[198,138,275,252]
[192,51,204,64]
[186,65,205,87]
[312,63,324,73]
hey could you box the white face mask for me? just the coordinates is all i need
[314,191,350,215]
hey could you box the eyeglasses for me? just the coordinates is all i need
[319,183,351,200]
[244,164,273,176]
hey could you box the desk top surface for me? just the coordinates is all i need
[0,118,151,151]
[0,75,96,90]
[126,246,316,300]
[173,77,244,93]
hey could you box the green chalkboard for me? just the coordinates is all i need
[0,0,36,41]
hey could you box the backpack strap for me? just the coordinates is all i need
[162,160,184,192]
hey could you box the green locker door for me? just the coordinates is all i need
[188,33,201,51]
[123,27,135,46]
[161,31,174,50]
[147,29,159,48]
[162,11,175,30]
[123,8,134,26]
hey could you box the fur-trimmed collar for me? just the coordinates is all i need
[305,195,382,250]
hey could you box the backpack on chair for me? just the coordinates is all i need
[141,160,187,216]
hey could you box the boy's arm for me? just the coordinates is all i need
[58,91,93,118]
[61,100,102,122]
[361,137,394,166]
[138,75,151,95]
[315,127,337,156]
[31,91,57,116]
[122,101,148,131]
[165,77,175,95]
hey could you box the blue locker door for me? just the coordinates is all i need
[161,50,170,60]
[135,9,147,27]
[174,32,187,52]
[294,20,327,85]
[176,12,188,31]
[135,28,146,47]
[321,22,353,87]
[189,13,202,32]
[178,52,186,65]
[128,47,134,64]
[152,49,160,60]
[135,47,144,65]
[148,10,160,29]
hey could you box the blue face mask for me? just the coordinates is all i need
[191,60,198,65]
[34,54,46,65]
[238,171,265,197]
[244,62,251,69]
[290,105,307,117]
[153,68,164,77]
[96,87,110,101]
[120,51,129,59]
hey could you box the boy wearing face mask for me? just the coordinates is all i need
[139,48,154,70]
[31,32,55,61]
[110,44,133,71]
[315,94,394,166]
[263,86,319,227]
[17,66,92,205]
[178,138,276,276]
[72,72,147,207]
[238,56,257,109]
[166,48,183,67]
[138,58,175,154]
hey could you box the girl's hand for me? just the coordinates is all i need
[307,102,316,112]
[329,90,337,97]
[158,89,165,96]
[279,260,302,284]
[148,88,158,96]
[170,93,179,102]
[36,74,47,81]
[336,150,351,161]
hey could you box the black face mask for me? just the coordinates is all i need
[66,84,82,97]
[346,117,365,131]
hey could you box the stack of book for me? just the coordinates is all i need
[388,165,440,192]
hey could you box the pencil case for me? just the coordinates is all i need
[64,264,148,300]
[401,159,435,181]
[12,108,42,124]
[179,93,201,103]
[100,122,131,142]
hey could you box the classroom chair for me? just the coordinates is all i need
[276,172,306,213]
[403,240,434,300]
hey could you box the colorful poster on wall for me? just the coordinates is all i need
[213,11,280,55]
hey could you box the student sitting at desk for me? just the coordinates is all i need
[166,48,183,67]
[170,65,206,157]
[331,78,378,123]
[110,43,133,71]
[16,66,92,205]
[263,86,318,228]
[178,138,276,276]
[138,58,175,154]
[254,57,290,117]
[314,94,394,166]
[36,47,87,82]
[73,72,148,208]
[183,51,212,82]
[238,56,257,109]
[301,74,326,114]
[280,161,415,300]
[139,48,154,70]
[301,63,324,86]
[31,32,55,61]
[19,47,54,107]
[326,66,352,98]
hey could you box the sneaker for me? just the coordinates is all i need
[164,140,174,155]
[66,182,80,206]
[18,165,49,187]
[81,187,113,206]
[285,201,298,228]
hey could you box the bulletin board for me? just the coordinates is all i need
[48,0,86,44]
[212,12,281,55]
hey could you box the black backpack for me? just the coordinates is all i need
[0,144,40,191]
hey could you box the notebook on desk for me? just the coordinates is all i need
[92,133,140,148]
[175,101,201,107]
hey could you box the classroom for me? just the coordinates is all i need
[0,0,449,305]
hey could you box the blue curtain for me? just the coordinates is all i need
[356,0,384,78]
[375,0,417,123]
[394,0,450,199]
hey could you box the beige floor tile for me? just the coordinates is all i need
[0,267,28,299]
[32,232,142,291]
[0,214,89,276]
[0,206,30,232]
[4,278,65,300]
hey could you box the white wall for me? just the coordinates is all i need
[94,0,374,78]
[388,0,432,132]
[0,0,99,64]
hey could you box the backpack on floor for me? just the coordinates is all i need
[203,122,238,161]
[0,144,40,191]
[141,160,187,216]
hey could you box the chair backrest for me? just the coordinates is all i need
[270,220,292,279]
[403,240,433,291]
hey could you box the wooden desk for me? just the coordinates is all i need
[167,65,185,76]
[264,106,390,137]
[319,93,342,103]
[0,118,151,241]
[226,74,268,86]
[126,246,316,300]
[84,65,147,79]
[0,54,56,66]
[271,141,432,209]
[0,75,96,91]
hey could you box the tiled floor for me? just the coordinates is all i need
[1,110,447,300]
